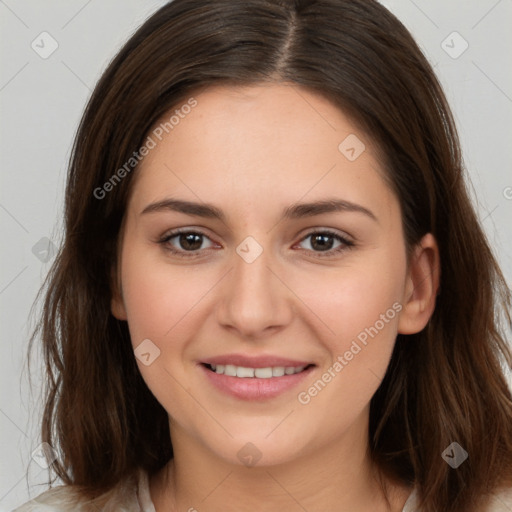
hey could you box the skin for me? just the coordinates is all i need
[111,83,440,512]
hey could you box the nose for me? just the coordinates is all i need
[215,239,294,340]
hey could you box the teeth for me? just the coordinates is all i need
[237,366,255,378]
[211,364,307,378]
[224,364,237,376]
[272,366,285,377]
[254,367,272,378]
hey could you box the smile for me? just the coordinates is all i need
[206,363,308,378]
[199,358,316,401]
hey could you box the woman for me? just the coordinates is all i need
[15,0,512,510]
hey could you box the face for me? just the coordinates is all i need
[112,83,434,468]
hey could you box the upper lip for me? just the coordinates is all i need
[201,354,314,368]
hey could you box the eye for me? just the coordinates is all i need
[295,230,354,257]
[158,229,216,257]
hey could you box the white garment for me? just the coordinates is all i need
[12,468,512,511]
[12,468,155,512]
[402,484,512,512]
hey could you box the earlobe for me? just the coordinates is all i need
[397,233,440,335]
[110,268,128,321]
[111,294,128,321]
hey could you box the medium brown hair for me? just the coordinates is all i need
[26,1,512,511]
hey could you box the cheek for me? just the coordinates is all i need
[120,245,211,343]
[292,254,405,348]
[119,245,211,424]
[293,254,405,415]
[292,252,405,392]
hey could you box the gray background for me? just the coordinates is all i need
[1,0,511,510]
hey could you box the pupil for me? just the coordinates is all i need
[180,233,202,250]
[311,234,333,251]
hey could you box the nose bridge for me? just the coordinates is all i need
[216,234,292,336]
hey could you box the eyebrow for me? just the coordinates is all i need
[140,197,378,223]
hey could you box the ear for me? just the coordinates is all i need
[397,233,440,335]
[110,265,128,321]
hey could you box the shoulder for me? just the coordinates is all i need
[12,484,92,512]
[484,485,512,511]
[402,485,512,512]
[12,468,153,512]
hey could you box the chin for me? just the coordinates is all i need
[196,421,313,469]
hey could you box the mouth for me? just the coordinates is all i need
[199,358,316,401]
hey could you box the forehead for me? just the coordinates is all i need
[128,82,397,226]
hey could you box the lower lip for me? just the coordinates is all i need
[199,364,315,401]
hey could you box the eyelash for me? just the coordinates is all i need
[157,228,355,259]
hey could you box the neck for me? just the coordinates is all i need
[150,414,412,512]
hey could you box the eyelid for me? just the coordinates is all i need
[299,227,354,244]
